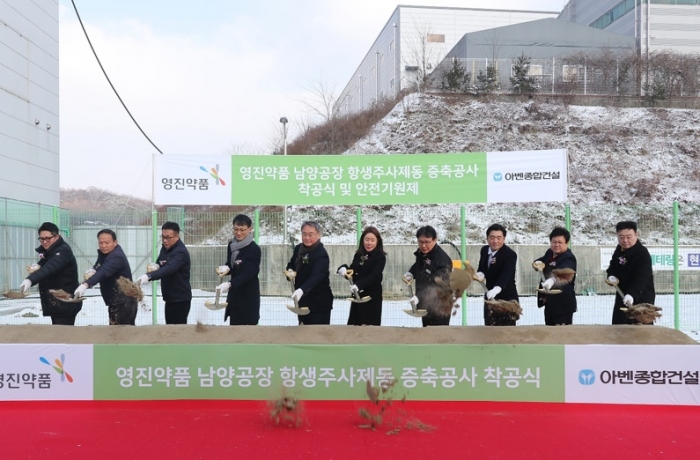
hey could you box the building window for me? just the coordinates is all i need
[427,34,445,43]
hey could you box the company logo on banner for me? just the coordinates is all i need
[565,345,700,405]
[153,150,567,205]
[599,247,700,271]
[487,149,567,203]
[0,345,93,400]
[155,155,231,205]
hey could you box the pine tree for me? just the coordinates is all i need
[509,53,539,94]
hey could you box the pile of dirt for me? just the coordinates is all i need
[0,325,695,345]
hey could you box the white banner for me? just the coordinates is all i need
[486,149,567,203]
[600,247,700,271]
[565,345,700,405]
[155,154,231,205]
[0,344,93,400]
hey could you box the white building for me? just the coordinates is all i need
[334,5,558,117]
[0,0,59,205]
[560,0,700,56]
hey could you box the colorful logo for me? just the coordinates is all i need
[493,173,503,181]
[200,164,226,186]
[578,369,595,386]
[40,354,74,383]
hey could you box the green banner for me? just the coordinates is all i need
[230,154,487,205]
[93,344,564,401]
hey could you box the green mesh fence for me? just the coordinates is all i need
[1,200,698,332]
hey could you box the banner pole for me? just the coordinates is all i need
[461,205,467,326]
[356,207,362,245]
[151,209,158,325]
[673,201,679,330]
[254,209,260,245]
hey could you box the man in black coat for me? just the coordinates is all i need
[137,222,192,324]
[21,222,82,325]
[74,229,137,325]
[286,221,333,325]
[406,225,454,327]
[534,227,577,326]
[216,214,261,325]
[606,221,655,325]
[477,224,519,326]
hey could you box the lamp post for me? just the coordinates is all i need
[279,117,289,244]
[279,117,288,156]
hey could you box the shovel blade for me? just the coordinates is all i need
[403,308,428,317]
[286,305,310,316]
[348,295,372,304]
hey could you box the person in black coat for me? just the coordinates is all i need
[20,222,82,325]
[406,225,454,327]
[534,227,577,326]
[477,224,519,326]
[137,222,192,324]
[606,221,655,325]
[286,221,334,325]
[337,226,387,326]
[216,214,261,325]
[73,229,137,325]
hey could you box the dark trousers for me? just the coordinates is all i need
[165,300,191,324]
[109,299,138,325]
[544,309,574,326]
[422,312,450,327]
[51,315,76,325]
[298,310,331,325]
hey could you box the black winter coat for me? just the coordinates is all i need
[409,244,453,325]
[286,243,333,313]
[27,236,82,317]
[478,244,519,301]
[223,241,261,325]
[86,245,133,306]
[339,248,386,326]
[606,240,655,324]
[478,244,519,323]
[147,239,192,303]
[535,248,577,315]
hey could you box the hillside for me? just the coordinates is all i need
[347,94,700,205]
[61,95,700,246]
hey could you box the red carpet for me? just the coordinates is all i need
[1,400,698,459]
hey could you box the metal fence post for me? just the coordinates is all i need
[151,209,158,325]
[673,201,680,330]
[565,203,571,235]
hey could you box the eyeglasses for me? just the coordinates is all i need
[161,235,177,241]
[417,239,434,246]
[233,227,250,233]
[301,232,318,238]
[38,235,57,242]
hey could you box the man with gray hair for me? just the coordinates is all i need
[285,221,333,325]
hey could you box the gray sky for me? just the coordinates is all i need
[58,0,567,198]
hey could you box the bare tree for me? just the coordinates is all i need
[403,20,445,93]
[299,75,338,123]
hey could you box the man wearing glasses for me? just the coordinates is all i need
[405,225,453,327]
[215,214,261,325]
[20,222,83,325]
[137,222,192,324]
[285,221,333,325]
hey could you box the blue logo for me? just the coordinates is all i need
[493,173,503,181]
[578,369,595,385]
